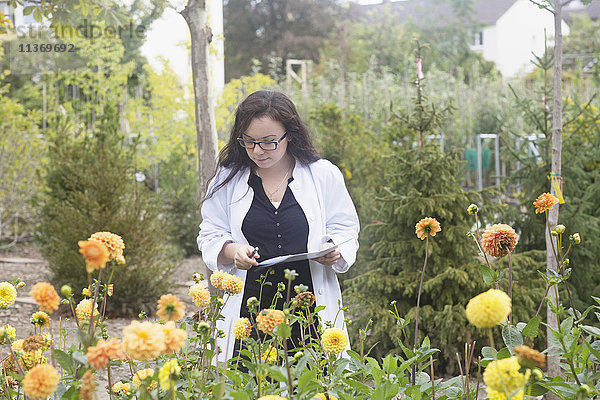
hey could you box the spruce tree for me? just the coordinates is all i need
[37,103,176,314]
[346,43,543,373]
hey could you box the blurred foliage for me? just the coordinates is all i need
[223,0,338,80]
[0,48,43,246]
[35,35,176,314]
[215,73,277,139]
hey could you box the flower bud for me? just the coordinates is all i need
[16,282,26,289]
[192,273,202,283]
[531,368,543,381]
[82,287,92,297]
[577,384,591,399]
[555,224,566,234]
[61,285,73,298]
[116,255,126,265]
[138,311,147,319]
[570,233,581,244]
[551,230,558,237]
[194,321,210,333]
[247,296,259,309]
[293,351,304,361]
[467,204,479,215]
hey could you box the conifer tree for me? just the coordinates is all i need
[37,103,176,314]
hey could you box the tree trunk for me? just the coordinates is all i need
[181,0,218,199]
[546,0,564,391]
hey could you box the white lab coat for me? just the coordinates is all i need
[197,158,360,362]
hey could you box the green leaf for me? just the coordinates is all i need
[54,349,74,374]
[22,5,35,15]
[297,370,316,392]
[528,382,549,397]
[479,264,497,284]
[32,7,42,22]
[522,316,540,337]
[274,322,291,339]
[502,325,523,353]
[230,392,251,400]
[497,347,512,359]
[346,349,361,361]
[71,351,88,366]
[581,325,600,337]
[560,317,573,334]
[481,346,497,359]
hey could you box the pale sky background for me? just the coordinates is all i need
[140,1,397,85]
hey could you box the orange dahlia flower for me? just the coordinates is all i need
[533,193,559,214]
[29,282,60,314]
[162,321,187,354]
[78,240,109,273]
[88,231,125,262]
[256,309,286,335]
[122,321,166,361]
[80,370,96,400]
[22,364,59,399]
[415,217,441,240]
[87,338,124,370]
[157,294,186,322]
[481,224,517,258]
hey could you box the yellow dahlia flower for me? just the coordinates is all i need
[88,231,125,261]
[29,282,60,313]
[221,274,244,294]
[210,270,227,290]
[157,293,186,321]
[487,388,524,400]
[122,321,166,360]
[415,217,441,240]
[0,282,17,308]
[1,324,16,343]
[481,224,517,258]
[111,382,131,395]
[261,345,277,363]
[40,332,52,351]
[78,240,109,273]
[162,321,187,354]
[75,299,99,324]
[533,193,559,214]
[189,284,211,309]
[233,317,252,339]
[465,289,511,328]
[256,309,286,334]
[314,394,338,400]
[132,368,157,390]
[321,328,348,354]
[158,359,181,391]
[30,311,50,329]
[483,356,529,393]
[22,364,59,399]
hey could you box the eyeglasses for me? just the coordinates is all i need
[237,132,287,151]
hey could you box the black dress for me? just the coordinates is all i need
[236,173,314,351]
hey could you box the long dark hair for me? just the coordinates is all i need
[205,90,320,199]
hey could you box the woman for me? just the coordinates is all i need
[197,90,359,363]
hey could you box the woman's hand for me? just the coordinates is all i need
[312,241,341,266]
[223,243,259,270]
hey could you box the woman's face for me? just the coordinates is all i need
[243,116,290,170]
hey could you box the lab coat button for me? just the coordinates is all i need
[318,288,324,295]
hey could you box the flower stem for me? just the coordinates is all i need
[487,328,495,350]
[412,235,429,385]
[508,250,513,324]
[87,268,103,341]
